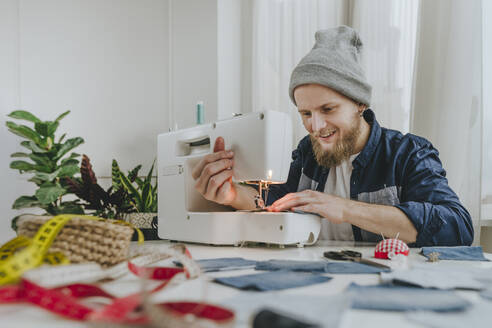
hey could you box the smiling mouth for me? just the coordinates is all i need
[318,130,336,140]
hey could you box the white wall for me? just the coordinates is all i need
[0,0,247,243]
[0,0,23,241]
[218,0,242,119]
[170,0,218,129]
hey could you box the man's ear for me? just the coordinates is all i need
[357,103,366,117]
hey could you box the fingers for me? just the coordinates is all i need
[195,158,234,195]
[202,170,233,202]
[291,204,314,213]
[191,150,234,180]
[268,190,315,212]
[213,136,225,152]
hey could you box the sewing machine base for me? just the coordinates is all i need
[158,212,321,247]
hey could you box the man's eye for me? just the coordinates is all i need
[301,112,311,117]
[322,107,332,113]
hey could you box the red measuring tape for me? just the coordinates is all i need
[0,252,235,327]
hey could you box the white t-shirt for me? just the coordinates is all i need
[319,153,359,241]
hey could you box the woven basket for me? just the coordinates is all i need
[16,215,134,267]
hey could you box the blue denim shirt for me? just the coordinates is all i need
[266,109,474,247]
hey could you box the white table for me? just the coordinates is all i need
[1,240,491,328]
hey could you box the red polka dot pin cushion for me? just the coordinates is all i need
[374,236,409,259]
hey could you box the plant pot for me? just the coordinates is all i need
[122,212,160,241]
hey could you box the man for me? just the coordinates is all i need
[192,26,473,246]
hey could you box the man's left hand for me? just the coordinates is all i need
[267,190,348,224]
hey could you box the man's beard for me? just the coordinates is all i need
[310,118,361,168]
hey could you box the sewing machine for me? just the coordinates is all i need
[157,111,321,247]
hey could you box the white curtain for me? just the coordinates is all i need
[482,0,492,225]
[411,0,483,237]
[252,0,350,144]
[252,0,419,144]
[351,0,419,133]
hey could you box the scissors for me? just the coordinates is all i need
[323,250,390,269]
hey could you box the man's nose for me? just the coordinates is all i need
[311,112,326,132]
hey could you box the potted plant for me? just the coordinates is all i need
[66,155,159,240]
[6,110,85,230]
[114,159,159,240]
[64,155,134,219]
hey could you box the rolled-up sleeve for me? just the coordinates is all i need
[394,143,474,246]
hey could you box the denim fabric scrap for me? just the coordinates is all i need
[255,260,327,272]
[406,302,492,328]
[325,261,390,274]
[221,292,349,327]
[174,257,257,272]
[214,271,332,291]
[347,283,471,312]
[480,289,492,301]
[255,259,389,274]
[421,246,489,261]
[380,264,486,290]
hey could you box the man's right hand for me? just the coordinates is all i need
[191,137,237,206]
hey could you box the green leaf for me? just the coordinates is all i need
[35,185,66,205]
[119,172,143,211]
[52,201,85,215]
[128,165,142,183]
[55,110,70,122]
[28,153,53,168]
[145,160,155,186]
[20,140,47,153]
[60,159,79,166]
[60,153,80,166]
[134,177,144,189]
[28,176,45,185]
[111,159,123,190]
[55,137,84,161]
[58,164,79,178]
[34,168,61,182]
[6,121,41,143]
[142,183,152,211]
[8,110,41,123]
[34,121,59,137]
[10,160,35,172]
[10,152,29,158]
[58,133,67,143]
[12,195,41,209]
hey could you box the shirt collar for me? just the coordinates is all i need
[352,109,381,170]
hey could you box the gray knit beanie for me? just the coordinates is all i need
[289,26,372,106]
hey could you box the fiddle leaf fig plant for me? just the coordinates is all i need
[6,110,85,216]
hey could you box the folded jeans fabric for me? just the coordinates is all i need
[421,246,489,261]
[346,283,471,312]
[175,257,257,272]
[380,264,487,290]
[214,271,332,291]
[255,259,389,274]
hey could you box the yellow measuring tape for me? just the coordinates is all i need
[0,214,143,286]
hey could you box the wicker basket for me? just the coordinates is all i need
[16,215,134,267]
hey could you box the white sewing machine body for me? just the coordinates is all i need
[157,111,321,246]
